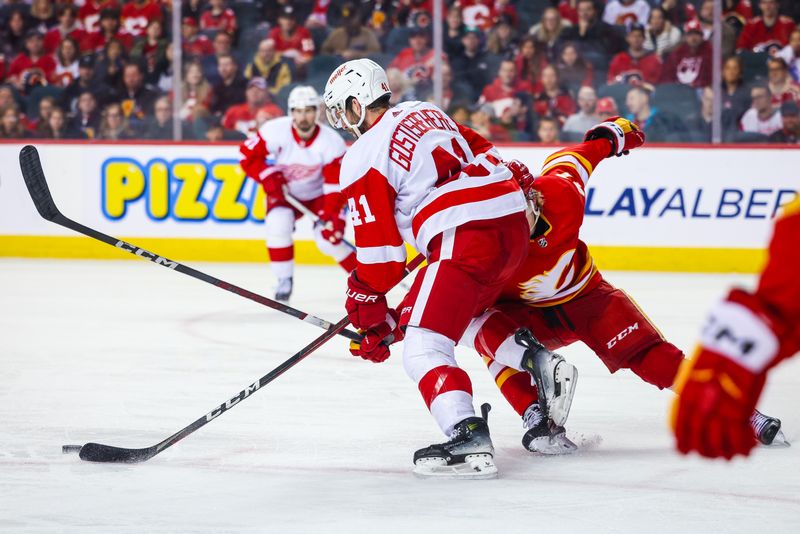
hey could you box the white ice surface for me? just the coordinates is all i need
[1,259,798,533]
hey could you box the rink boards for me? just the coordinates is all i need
[0,141,796,273]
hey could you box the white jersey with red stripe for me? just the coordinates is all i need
[239,116,346,202]
[339,101,527,292]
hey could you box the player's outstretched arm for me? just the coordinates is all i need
[671,198,800,459]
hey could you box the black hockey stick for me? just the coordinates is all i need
[75,315,351,462]
[18,145,362,341]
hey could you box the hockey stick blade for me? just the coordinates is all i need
[19,145,61,221]
[79,443,157,463]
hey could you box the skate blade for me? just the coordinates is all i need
[762,429,791,448]
[526,434,578,456]
[549,362,578,427]
[413,454,498,479]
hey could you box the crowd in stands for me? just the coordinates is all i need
[0,0,799,144]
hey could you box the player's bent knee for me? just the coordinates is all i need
[403,326,457,383]
[628,342,684,389]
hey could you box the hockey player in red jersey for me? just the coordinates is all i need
[456,118,785,454]
[672,196,799,459]
[239,85,356,301]
[324,59,577,478]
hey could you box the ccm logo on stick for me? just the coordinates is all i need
[346,289,378,303]
[115,241,179,269]
[206,381,262,421]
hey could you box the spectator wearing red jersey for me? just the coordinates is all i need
[200,0,237,37]
[82,8,134,53]
[479,59,535,117]
[608,24,663,85]
[557,42,594,91]
[767,56,800,106]
[44,5,86,55]
[306,0,332,29]
[222,77,282,136]
[52,36,79,88]
[244,39,293,96]
[643,7,682,59]
[389,27,444,89]
[515,36,548,91]
[78,0,119,34]
[120,0,162,38]
[181,17,213,59]
[533,64,577,123]
[8,30,57,92]
[558,0,580,25]
[603,0,652,28]
[736,0,795,53]
[529,7,570,63]
[269,5,315,70]
[660,20,711,88]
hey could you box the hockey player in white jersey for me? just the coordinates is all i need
[324,59,577,478]
[239,85,356,301]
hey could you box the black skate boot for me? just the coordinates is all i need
[750,410,788,446]
[516,328,578,427]
[275,277,293,302]
[521,404,577,455]
[413,403,497,479]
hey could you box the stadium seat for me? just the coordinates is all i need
[597,83,631,115]
[275,83,298,112]
[26,85,65,119]
[385,27,412,56]
[232,1,262,32]
[653,83,700,120]
[307,54,344,80]
[739,51,769,83]
[367,53,394,69]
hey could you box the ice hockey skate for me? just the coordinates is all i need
[751,410,789,447]
[274,277,293,302]
[521,404,578,455]
[516,328,577,427]
[413,404,497,479]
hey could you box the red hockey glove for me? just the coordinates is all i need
[317,209,345,244]
[584,116,645,158]
[671,289,779,460]
[345,272,389,330]
[505,159,535,194]
[349,310,404,363]
[260,170,287,201]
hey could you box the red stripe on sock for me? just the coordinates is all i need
[268,246,294,262]
[418,365,473,408]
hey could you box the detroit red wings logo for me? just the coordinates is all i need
[277,163,322,182]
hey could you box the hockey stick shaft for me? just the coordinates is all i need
[283,191,357,252]
[18,145,362,342]
[75,253,426,463]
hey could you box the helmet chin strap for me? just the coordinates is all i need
[341,100,367,138]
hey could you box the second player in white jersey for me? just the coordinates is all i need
[239,86,356,301]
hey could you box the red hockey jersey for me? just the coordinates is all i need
[498,139,611,307]
[120,0,162,37]
[268,26,315,63]
[660,41,712,88]
[78,0,120,33]
[736,16,796,53]
[607,51,663,85]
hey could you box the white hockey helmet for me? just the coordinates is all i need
[323,58,391,136]
[287,85,322,111]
